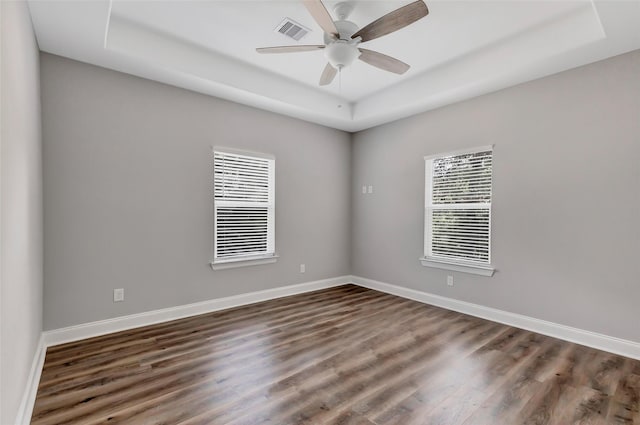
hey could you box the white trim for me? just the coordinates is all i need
[424,147,494,266]
[14,335,47,425]
[589,0,606,39]
[420,257,495,276]
[213,149,275,262]
[43,276,350,347]
[212,146,275,160]
[17,273,640,422]
[103,0,113,49]
[423,144,494,161]
[350,275,640,360]
[16,276,347,421]
[210,254,279,270]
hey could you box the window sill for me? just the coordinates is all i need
[419,257,495,277]
[210,254,279,270]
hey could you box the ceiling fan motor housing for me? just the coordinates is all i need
[324,19,359,43]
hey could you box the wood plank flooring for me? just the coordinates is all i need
[31,285,640,424]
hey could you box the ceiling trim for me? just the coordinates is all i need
[106,14,357,130]
[28,0,640,132]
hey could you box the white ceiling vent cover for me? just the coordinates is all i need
[274,18,311,41]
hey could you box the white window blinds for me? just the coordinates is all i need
[214,150,275,262]
[425,147,493,265]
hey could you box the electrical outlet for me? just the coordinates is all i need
[447,275,454,286]
[113,288,124,302]
[300,264,306,273]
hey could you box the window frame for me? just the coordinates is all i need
[420,145,495,276]
[211,147,277,270]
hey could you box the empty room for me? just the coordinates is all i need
[1,0,639,423]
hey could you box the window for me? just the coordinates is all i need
[421,146,494,276]
[212,149,276,269]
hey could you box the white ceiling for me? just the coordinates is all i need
[28,0,640,132]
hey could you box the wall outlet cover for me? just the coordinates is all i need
[114,288,124,302]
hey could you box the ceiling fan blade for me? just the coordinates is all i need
[319,62,337,86]
[358,49,410,74]
[303,0,339,37]
[256,45,325,54]
[352,1,429,43]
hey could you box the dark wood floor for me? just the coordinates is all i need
[31,285,640,425]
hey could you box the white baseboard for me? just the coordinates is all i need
[350,275,640,360]
[43,275,350,347]
[21,273,639,425]
[16,276,348,425]
[14,334,46,425]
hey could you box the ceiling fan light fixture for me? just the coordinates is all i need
[256,0,430,86]
[325,40,360,69]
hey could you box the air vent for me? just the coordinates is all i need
[274,18,311,41]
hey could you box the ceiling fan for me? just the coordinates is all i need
[256,0,429,86]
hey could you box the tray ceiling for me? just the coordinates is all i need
[28,0,640,131]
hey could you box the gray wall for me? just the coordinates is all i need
[40,46,640,345]
[352,50,640,342]
[41,54,351,330]
[0,1,43,423]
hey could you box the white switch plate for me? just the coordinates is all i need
[300,264,306,273]
[447,275,454,286]
[362,185,367,194]
[113,288,124,302]
[368,185,373,194]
